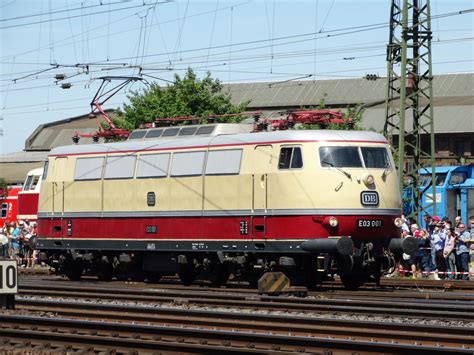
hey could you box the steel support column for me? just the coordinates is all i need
[384,0,436,221]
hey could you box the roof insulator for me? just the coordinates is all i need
[61,83,72,89]
[55,74,66,81]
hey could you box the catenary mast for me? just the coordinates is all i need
[384,0,436,221]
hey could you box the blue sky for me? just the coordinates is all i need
[1,0,472,153]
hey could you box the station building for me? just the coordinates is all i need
[1,73,472,184]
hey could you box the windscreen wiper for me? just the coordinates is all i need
[382,161,391,179]
[321,160,352,179]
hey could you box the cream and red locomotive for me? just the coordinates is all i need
[36,123,413,288]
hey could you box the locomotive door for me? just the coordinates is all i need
[252,145,273,239]
[52,157,68,238]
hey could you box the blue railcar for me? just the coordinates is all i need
[404,165,474,226]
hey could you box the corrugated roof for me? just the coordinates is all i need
[25,110,113,150]
[226,73,473,108]
[362,105,474,133]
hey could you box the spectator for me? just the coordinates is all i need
[455,216,462,230]
[468,216,474,232]
[0,225,8,257]
[431,221,447,279]
[443,227,457,280]
[456,223,470,280]
[10,222,20,259]
[414,229,431,277]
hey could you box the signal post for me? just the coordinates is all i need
[0,258,18,309]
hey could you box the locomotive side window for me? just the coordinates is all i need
[205,149,242,175]
[171,151,205,177]
[319,146,362,168]
[1,203,7,218]
[278,147,303,170]
[137,153,170,178]
[360,147,390,168]
[145,129,163,139]
[74,157,105,180]
[179,127,197,136]
[104,155,137,179]
[162,128,180,137]
[196,126,215,135]
[42,160,49,180]
[129,130,146,140]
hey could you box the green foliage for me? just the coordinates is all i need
[0,178,8,198]
[296,95,365,131]
[115,68,248,130]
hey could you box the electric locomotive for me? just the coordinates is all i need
[36,122,414,289]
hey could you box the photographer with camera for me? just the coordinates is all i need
[430,220,447,279]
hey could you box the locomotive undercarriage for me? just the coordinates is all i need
[39,240,402,290]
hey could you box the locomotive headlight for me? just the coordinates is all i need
[394,217,404,227]
[363,173,375,186]
[328,216,339,227]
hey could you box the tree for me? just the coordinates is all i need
[0,178,8,199]
[115,68,248,130]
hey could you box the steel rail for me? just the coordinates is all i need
[0,314,470,354]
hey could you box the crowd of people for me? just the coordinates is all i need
[0,220,38,268]
[400,215,474,280]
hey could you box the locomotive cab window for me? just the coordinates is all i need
[360,147,390,169]
[319,146,362,168]
[23,175,33,191]
[278,147,303,169]
[29,175,40,190]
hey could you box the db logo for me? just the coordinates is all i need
[360,191,379,206]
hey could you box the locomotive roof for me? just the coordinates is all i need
[49,130,388,156]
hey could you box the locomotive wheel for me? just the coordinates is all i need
[339,273,365,290]
[178,264,196,286]
[65,260,83,281]
[97,262,113,281]
[144,272,162,283]
[210,265,230,287]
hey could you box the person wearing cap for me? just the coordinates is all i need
[443,227,457,280]
[430,220,447,279]
[456,224,470,280]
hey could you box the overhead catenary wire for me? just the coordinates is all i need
[0,2,170,30]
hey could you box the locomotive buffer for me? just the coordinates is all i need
[0,258,17,309]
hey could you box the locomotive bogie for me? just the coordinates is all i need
[36,129,403,289]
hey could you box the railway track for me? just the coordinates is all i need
[5,274,473,353]
[16,279,474,321]
[19,267,474,291]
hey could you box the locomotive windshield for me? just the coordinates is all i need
[319,146,390,169]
